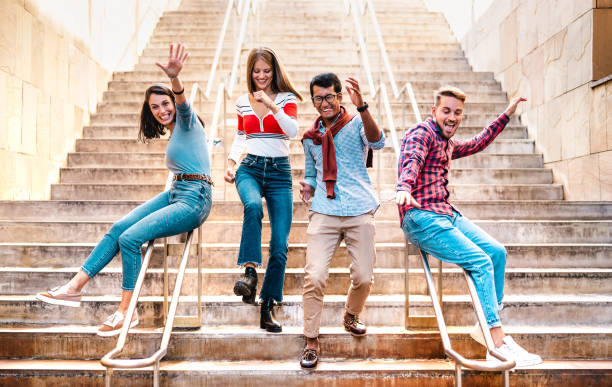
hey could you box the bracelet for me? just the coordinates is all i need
[357,101,369,112]
[172,87,184,95]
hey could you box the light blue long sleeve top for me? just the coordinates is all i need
[302,114,385,216]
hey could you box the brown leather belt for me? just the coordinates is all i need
[173,173,214,186]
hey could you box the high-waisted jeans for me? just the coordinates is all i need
[235,154,293,302]
[81,179,212,290]
[401,209,506,328]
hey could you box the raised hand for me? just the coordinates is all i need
[155,43,189,79]
[503,96,527,117]
[395,190,421,208]
[345,77,365,109]
[299,181,314,204]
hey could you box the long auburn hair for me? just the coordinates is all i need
[246,47,303,101]
[138,84,205,143]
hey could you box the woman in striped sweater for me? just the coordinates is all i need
[224,47,302,332]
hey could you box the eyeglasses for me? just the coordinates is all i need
[311,93,339,105]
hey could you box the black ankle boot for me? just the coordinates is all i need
[260,298,282,332]
[233,267,258,304]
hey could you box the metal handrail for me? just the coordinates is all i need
[347,1,514,384]
[347,0,400,160]
[417,249,514,386]
[101,231,195,387]
[204,0,245,99]
[346,0,421,157]
[101,2,258,383]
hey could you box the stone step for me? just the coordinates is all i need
[72,138,534,158]
[1,219,609,244]
[66,152,542,169]
[110,70,494,83]
[2,200,610,222]
[2,242,610,270]
[82,124,527,140]
[0,326,609,361]
[101,88,508,104]
[57,167,553,185]
[2,359,609,386]
[89,111,518,126]
[91,110,520,129]
[93,100,508,117]
[6,267,610,297]
[140,47,466,59]
[147,34,457,45]
[2,294,611,327]
[50,183,564,201]
[105,79,503,94]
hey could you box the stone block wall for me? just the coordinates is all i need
[0,0,180,200]
[458,0,612,201]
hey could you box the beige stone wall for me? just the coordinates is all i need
[0,0,180,200]
[459,0,612,201]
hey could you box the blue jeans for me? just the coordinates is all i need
[401,209,506,328]
[235,154,293,302]
[81,180,212,290]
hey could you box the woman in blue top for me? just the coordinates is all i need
[36,43,213,337]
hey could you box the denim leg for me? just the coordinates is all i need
[454,213,507,308]
[259,160,292,302]
[118,181,212,290]
[235,163,264,266]
[80,190,171,279]
[401,209,501,328]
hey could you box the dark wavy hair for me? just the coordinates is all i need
[138,84,174,143]
[138,84,205,143]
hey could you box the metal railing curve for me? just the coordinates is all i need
[100,1,259,383]
[346,0,515,385]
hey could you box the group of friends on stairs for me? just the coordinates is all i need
[35,42,542,369]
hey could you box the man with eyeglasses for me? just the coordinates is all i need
[298,72,385,368]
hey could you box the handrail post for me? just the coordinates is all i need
[154,360,160,387]
[455,363,462,387]
[163,237,169,319]
[197,225,203,324]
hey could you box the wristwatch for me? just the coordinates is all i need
[357,102,369,112]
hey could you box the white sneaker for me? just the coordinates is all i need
[487,336,542,367]
[97,311,139,337]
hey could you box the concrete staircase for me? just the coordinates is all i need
[1,0,611,385]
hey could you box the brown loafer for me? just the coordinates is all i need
[300,347,319,369]
[344,312,367,337]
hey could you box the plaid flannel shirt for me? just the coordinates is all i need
[397,113,510,222]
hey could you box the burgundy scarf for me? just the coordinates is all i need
[302,107,371,199]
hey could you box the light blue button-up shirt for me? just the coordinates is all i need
[303,113,385,216]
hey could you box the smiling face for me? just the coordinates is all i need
[432,95,464,139]
[148,93,175,127]
[252,58,273,92]
[312,85,342,122]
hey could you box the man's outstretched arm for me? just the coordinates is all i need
[452,97,526,159]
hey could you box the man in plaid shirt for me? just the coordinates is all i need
[396,86,541,367]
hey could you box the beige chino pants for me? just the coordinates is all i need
[302,211,376,338]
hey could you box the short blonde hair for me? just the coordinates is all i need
[434,86,466,105]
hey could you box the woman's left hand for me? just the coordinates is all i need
[253,90,274,109]
[155,43,189,79]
